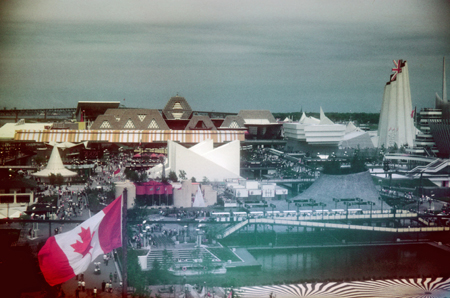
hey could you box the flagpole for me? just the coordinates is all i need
[122,188,128,298]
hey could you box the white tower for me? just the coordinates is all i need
[378,60,415,148]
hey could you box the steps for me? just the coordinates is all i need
[146,247,216,268]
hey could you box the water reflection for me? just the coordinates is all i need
[180,244,450,287]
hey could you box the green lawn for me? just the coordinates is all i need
[207,247,241,262]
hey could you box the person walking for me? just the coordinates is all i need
[93,287,97,297]
[114,271,118,283]
[81,280,85,292]
[101,280,106,292]
[75,288,79,298]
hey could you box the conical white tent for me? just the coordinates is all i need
[192,185,206,207]
[32,146,77,178]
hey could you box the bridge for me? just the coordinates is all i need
[215,210,450,239]
[0,108,76,122]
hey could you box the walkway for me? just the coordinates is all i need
[217,213,450,239]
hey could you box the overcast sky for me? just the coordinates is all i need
[1,0,449,114]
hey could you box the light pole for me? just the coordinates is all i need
[295,203,301,220]
[345,202,350,220]
[270,203,276,218]
[356,197,362,208]
[333,198,340,210]
[368,201,375,220]
[319,203,326,220]
[309,199,316,215]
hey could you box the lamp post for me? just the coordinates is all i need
[270,203,276,218]
[368,201,375,221]
[345,202,350,220]
[333,198,340,210]
[295,203,301,220]
[319,203,327,220]
[309,199,316,215]
[356,197,362,208]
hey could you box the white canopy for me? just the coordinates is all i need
[192,185,206,207]
[33,146,77,178]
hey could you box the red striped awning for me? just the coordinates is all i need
[14,129,245,144]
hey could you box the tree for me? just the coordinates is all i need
[34,156,47,166]
[127,249,152,297]
[125,169,148,183]
[202,176,210,184]
[168,171,178,182]
[191,177,197,182]
[350,149,367,173]
[179,170,187,180]
[49,173,64,186]
[322,156,341,175]
[148,259,162,285]
[160,249,174,285]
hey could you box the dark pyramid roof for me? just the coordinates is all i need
[185,115,217,130]
[237,110,277,123]
[162,96,193,120]
[291,171,381,209]
[219,115,246,129]
[90,109,170,130]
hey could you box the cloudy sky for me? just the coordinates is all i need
[1,0,449,113]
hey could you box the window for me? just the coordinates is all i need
[229,121,240,128]
[172,102,182,109]
[99,121,112,129]
[148,119,159,129]
[172,112,183,119]
[124,119,135,129]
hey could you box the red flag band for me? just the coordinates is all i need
[38,196,122,286]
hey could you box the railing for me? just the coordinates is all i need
[217,211,447,238]
[0,191,35,204]
[247,218,450,233]
[408,159,448,177]
[219,220,249,239]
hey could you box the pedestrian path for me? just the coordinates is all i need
[61,253,122,298]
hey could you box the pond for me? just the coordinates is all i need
[179,244,450,287]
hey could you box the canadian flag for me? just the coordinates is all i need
[38,195,122,286]
[113,168,121,176]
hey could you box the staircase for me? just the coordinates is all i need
[146,247,217,269]
[408,159,448,177]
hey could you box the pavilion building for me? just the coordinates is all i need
[377,59,416,148]
[283,108,373,153]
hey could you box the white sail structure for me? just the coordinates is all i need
[192,185,206,207]
[33,146,77,179]
[378,60,415,148]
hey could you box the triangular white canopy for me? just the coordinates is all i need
[32,146,77,178]
[192,185,206,207]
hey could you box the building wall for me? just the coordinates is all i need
[172,180,217,208]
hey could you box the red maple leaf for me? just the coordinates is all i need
[70,227,95,257]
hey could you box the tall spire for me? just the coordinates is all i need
[378,59,415,148]
[443,57,447,102]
